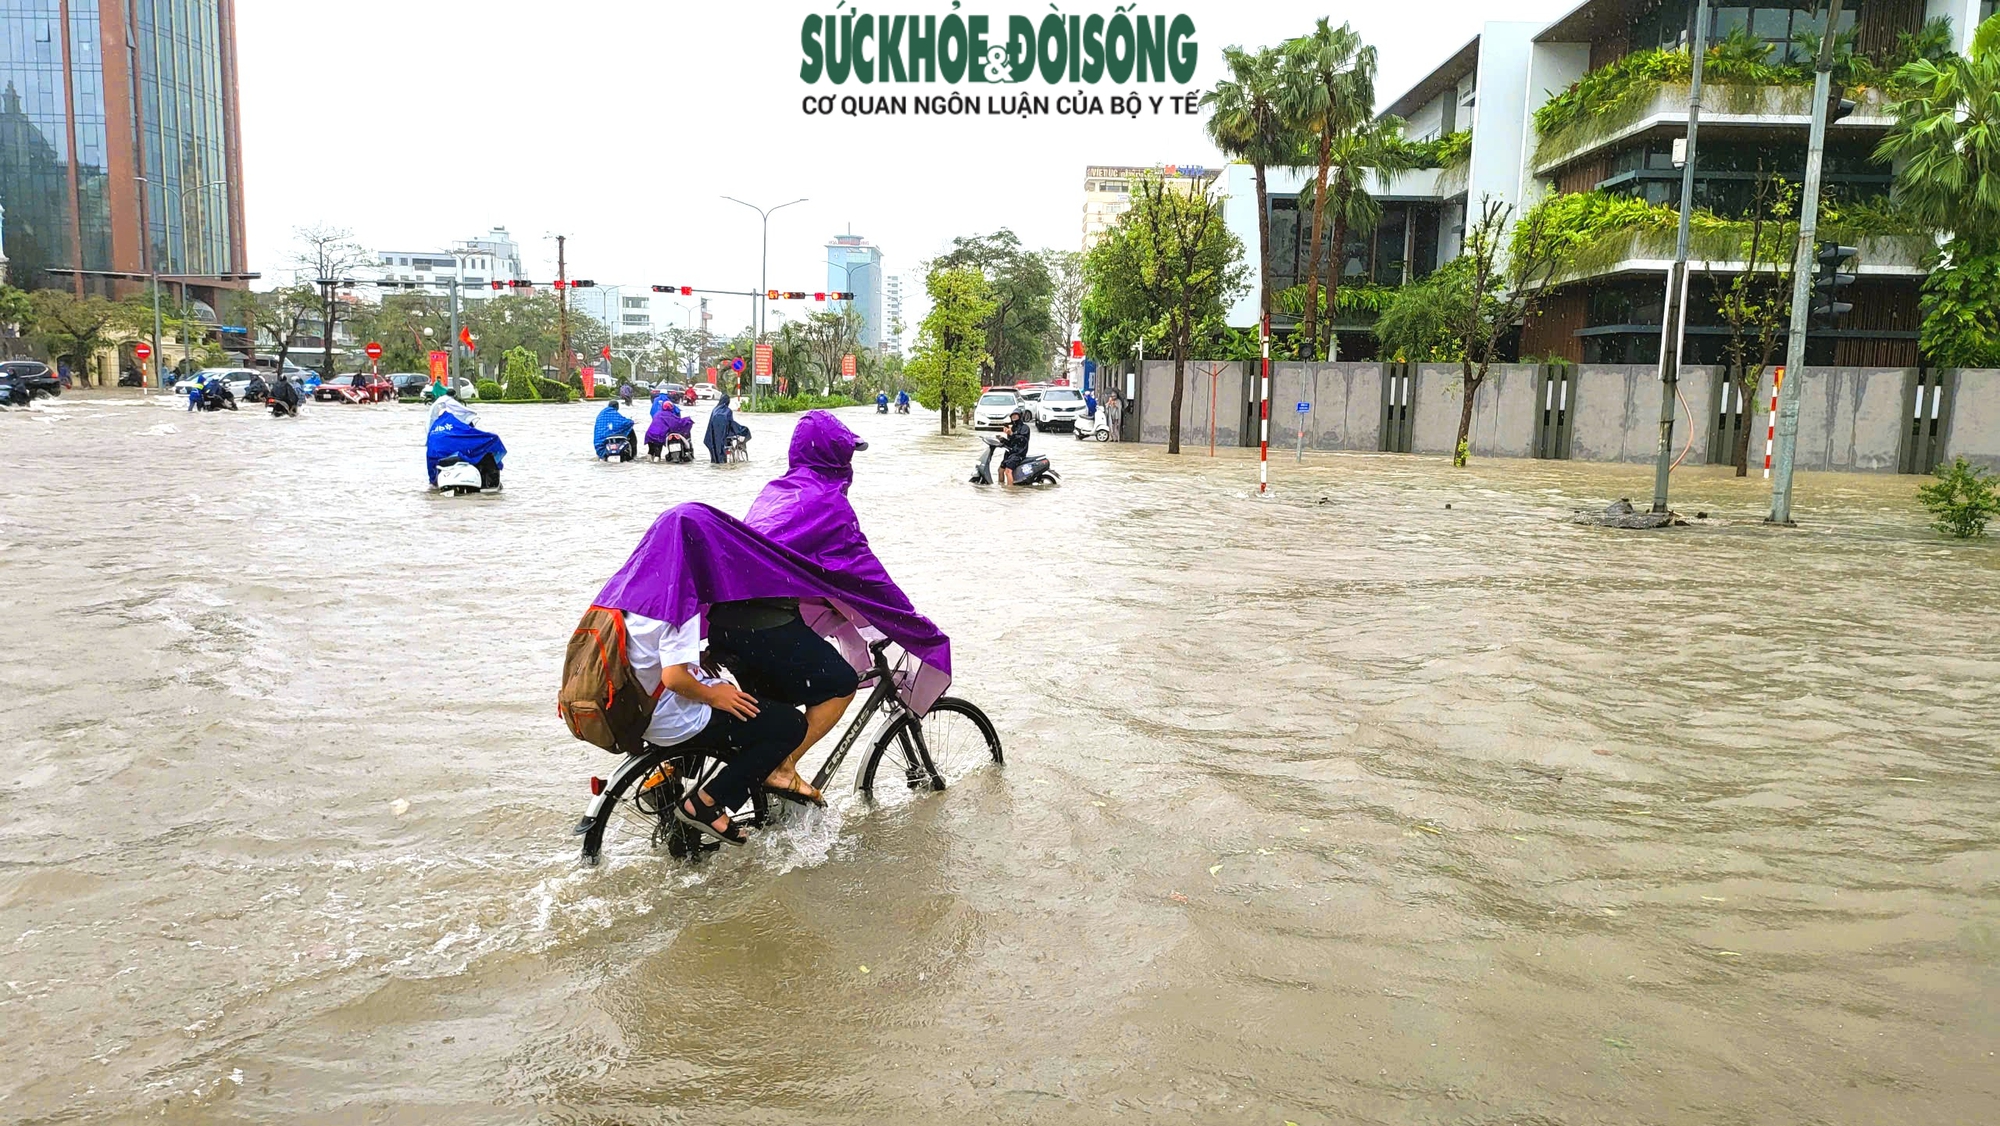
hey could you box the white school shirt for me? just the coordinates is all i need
[622,611,722,747]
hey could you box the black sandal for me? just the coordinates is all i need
[674,791,748,847]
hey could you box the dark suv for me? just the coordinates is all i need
[0,360,60,405]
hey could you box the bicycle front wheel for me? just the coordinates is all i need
[859,697,1002,804]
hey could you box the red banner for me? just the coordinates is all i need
[428,351,449,383]
[580,366,596,398]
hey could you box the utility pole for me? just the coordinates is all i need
[556,235,571,382]
[448,278,462,387]
[1769,0,1844,526]
[1649,0,1710,514]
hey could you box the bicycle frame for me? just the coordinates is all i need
[805,642,905,793]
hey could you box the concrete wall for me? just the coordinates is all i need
[1791,367,1909,473]
[1943,369,2000,471]
[1135,360,1250,448]
[1570,365,1722,465]
[1268,362,1384,451]
[1117,361,2000,476]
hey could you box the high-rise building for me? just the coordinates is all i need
[883,274,905,355]
[0,0,249,309]
[825,231,884,350]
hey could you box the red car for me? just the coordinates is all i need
[314,372,395,403]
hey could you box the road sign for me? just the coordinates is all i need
[730,358,745,373]
[841,353,856,378]
[753,343,773,378]
[364,341,383,360]
[1296,401,1310,413]
[134,342,152,361]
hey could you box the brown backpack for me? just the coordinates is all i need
[557,606,657,755]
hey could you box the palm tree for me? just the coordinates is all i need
[1280,19,1375,360]
[1875,13,2000,248]
[1203,45,1297,324]
[1295,116,1422,358]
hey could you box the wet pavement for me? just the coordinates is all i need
[2,392,1996,1124]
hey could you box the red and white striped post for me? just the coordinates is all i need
[1258,316,1271,493]
[1762,365,1784,478]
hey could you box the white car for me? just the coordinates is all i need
[972,388,1020,430]
[173,368,259,398]
[1033,386,1086,431]
[693,383,720,401]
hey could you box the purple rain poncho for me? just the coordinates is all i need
[593,498,952,713]
[645,400,693,445]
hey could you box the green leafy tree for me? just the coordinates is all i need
[932,230,1053,382]
[907,266,994,434]
[346,293,452,374]
[1375,258,1472,362]
[1431,197,1573,466]
[500,345,542,400]
[1083,172,1247,453]
[1279,19,1374,360]
[26,289,143,384]
[1917,249,2000,366]
[1205,45,1296,323]
[0,284,36,335]
[291,224,368,376]
[1294,115,1421,358]
[1917,456,2000,538]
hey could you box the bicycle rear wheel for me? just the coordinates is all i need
[858,697,1002,806]
[576,749,769,865]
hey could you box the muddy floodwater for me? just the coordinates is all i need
[2,393,1996,1124]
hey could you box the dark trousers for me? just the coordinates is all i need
[681,702,806,810]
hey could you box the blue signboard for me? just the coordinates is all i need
[1296,401,1310,413]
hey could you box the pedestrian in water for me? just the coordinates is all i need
[1106,391,1122,441]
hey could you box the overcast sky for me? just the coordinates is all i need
[237,1,1574,334]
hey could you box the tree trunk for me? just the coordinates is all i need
[1732,370,1757,476]
[1168,347,1185,455]
[1254,162,1273,322]
[1298,139,1333,360]
[1325,177,1352,362]
[1455,359,1481,467]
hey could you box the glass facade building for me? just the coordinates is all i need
[0,0,243,294]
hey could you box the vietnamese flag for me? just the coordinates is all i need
[459,326,476,352]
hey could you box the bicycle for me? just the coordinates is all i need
[574,639,1001,865]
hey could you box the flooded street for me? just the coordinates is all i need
[3,393,1996,1124]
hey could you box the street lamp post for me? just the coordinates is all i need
[722,195,807,406]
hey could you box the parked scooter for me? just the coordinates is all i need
[1073,413,1111,442]
[970,433,1059,486]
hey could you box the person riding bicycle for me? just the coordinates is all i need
[587,499,953,846]
[704,392,749,464]
[997,407,1032,487]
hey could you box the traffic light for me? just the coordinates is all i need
[1826,84,1855,125]
[1811,241,1857,326]
[766,289,780,300]
[508,279,532,288]
[651,285,695,296]
[781,291,807,300]
[490,281,506,290]
[571,279,595,288]
[828,291,853,300]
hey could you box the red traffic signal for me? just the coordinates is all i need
[508,279,532,288]
[490,281,505,290]
[571,279,595,288]
[766,289,780,300]
[652,285,695,296]
[813,292,826,301]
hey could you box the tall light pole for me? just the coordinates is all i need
[722,195,807,405]
[1648,0,1709,515]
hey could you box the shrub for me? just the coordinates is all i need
[1917,456,1999,539]
[741,392,859,413]
[532,376,573,403]
[474,379,503,400]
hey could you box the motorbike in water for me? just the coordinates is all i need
[599,434,636,462]
[435,455,501,495]
[199,383,239,412]
[660,432,695,463]
[970,434,1059,487]
[895,399,910,414]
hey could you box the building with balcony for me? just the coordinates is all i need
[1219,0,1992,366]
[0,0,249,309]
[884,274,905,355]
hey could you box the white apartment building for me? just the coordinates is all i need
[367,227,525,301]
[883,275,905,355]
[1081,163,1215,250]
[569,286,655,337]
